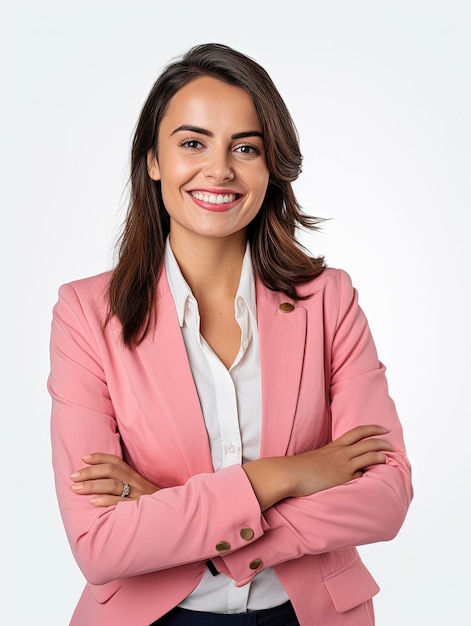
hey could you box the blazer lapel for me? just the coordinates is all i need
[256,279,307,458]
[139,268,214,477]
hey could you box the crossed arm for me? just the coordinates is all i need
[69,424,393,510]
[50,271,412,585]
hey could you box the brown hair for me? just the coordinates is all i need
[109,43,325,346]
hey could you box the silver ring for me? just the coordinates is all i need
[121,481,130,498]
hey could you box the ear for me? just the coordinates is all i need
[147,150,161,181]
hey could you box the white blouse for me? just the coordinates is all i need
[164,240,289,613]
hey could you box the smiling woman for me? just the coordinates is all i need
[146,76,269,247]
[48,43,412,626]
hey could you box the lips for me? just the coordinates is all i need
[189,190,242,212]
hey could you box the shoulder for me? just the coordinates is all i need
[60,270,112,294]
[256,266,357,313]
[296,267,369,344]
[297,266,356,304]
[294,267,363,331]
[53,271,113,326]
[256,267,360,332]
[57,270,112,300]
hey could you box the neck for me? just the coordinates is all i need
[169,230,247,302]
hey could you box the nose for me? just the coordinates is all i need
[202,147,235,182]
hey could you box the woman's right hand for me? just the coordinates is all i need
[70,453,161,507]
[243,425,393,511]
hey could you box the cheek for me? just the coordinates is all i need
[255,162,270,186]
[158,165,186,200]
[253,171,270,200]
[163,159,201,190]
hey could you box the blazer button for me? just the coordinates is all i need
[279,302,294,312]
[215,541,231,552]
[249,559,263,570]
[240,527,254,541]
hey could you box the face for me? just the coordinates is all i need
[147,76,269,246]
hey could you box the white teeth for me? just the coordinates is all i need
[191,191,236,204]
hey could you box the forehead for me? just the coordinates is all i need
[161,76,261,132]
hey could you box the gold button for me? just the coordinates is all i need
[279,302,294,313]
[249,559,263,570]
[240,527,254,541]
[215,541,231,552]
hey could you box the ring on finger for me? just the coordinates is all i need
[121,481,130,498]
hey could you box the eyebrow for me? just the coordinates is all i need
[170,125,263,140]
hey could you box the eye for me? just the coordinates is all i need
[234,143,261,156]
[180,138,204,150]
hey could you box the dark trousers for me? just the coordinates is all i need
[149,600,300,625]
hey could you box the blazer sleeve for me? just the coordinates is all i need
[219,269,413,585]
[48,282,266,586]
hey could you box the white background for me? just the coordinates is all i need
[2,1,470,624]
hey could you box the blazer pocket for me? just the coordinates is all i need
[322,558,380,613]
[88,578,123,604]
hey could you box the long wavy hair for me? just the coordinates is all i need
[109,43,326,346]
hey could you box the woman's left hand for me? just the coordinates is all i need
[70,453,161,506]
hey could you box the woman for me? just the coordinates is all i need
[48,43,412,626]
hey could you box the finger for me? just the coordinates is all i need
[89,495,127,507]
[352,451,387,472]
[348,438,393,459]
[81,453,124,467]
[334,425,390,447]
[71,462,128,482]
[71,478,124,495]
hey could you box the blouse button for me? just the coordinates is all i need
[215,541,231,552]
[249,559,263,570]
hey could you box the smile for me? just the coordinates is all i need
[188,190,243,213]
[190,191,240,205]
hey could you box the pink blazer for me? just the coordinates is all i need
[49,266,412,626]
